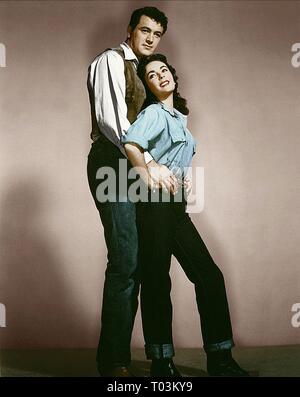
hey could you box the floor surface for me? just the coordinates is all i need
[1,345,299,377]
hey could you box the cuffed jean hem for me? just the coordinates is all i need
[203,338,235,353]
[145,344,175,359]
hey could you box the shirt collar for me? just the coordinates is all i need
[159,102,176,117]
[159,102,178,118]
[159,102,187,126]
[120,42,138,62]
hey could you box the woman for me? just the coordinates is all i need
[122,54,249,377]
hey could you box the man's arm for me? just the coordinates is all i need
[90,50,153,164]
[90,50,129,146]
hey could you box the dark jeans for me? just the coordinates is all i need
[87,135,140,371]
[136,192,234,359]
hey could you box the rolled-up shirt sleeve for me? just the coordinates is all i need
[122,105,164,151]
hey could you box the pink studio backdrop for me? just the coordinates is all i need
[0,1,299,348]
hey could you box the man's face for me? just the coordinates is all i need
[128,15,164,58]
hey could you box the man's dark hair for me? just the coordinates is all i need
[129,7,168,34]
[137,53,189,115]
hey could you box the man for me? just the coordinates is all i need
[87,7,176,377]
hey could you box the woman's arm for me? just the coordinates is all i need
[125,143,179,193]
[124,143,155,190]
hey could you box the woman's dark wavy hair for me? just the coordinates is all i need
[137,54,189,115]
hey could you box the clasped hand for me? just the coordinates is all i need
[147,161,191,195]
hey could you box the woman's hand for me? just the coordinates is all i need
[124,143,179,194]
[183,176,192,196]
[147,160,179,194]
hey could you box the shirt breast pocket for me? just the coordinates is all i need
[169,129,186,144]
[167,130,185,167]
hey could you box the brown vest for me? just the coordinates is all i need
[89,46,146,141]
[115,47,146,124]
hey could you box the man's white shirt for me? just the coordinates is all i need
[88,42,152,162]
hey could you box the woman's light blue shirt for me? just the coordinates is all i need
[122,103,197,177]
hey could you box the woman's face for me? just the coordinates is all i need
[144,61,175,101]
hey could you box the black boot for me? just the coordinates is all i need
[150,358,182,377]
[207,349,249,377]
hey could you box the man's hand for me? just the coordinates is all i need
[147,160,179,194]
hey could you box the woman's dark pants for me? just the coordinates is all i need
[136,193,234,359]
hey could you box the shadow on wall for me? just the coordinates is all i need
[0,178,89,352]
